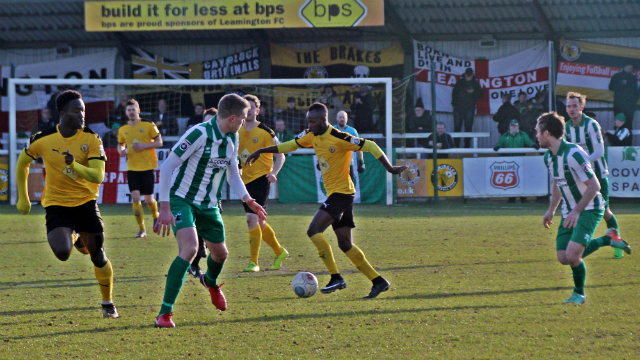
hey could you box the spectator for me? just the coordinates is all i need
[425,122,455,158]
[406,98,432,133]
[519,101,541,142]
[493,119,539,203]
[105,95,129,130]
[351,86,376,134]
[102,123,121,149]
[258,101,274,128]
[151,98,178,136]
[513,91,528,114]
[203,107,218,118]
[493,93,520,135]
[609,61,639,130]
[186,103,205,129]
[32,107,57,134]
[316,85,343,125]
[274,118,295,143]
[605,113,632,146]
[452,68,483,148]
[280,96,306,133]
[335,110,366,176]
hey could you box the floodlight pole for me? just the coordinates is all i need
[430,61,438,204]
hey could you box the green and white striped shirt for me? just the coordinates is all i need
[544,139,604,218]
[565,113,608,178]
[167,118,244,207]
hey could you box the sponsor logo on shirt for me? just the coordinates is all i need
[329,146,335,153]
[253,137,259,143]
[179,139,191,151]
[207,158,230,169]
[81,144,88,153]
[350,137,361,145]
[581,162,593,174]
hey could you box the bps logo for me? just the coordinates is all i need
[490,161,520,190]
[300,0,367,27]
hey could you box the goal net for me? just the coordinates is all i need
[5,78,409,206]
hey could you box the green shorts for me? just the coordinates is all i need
[598,175,609,208]
[170,196,225,243]
[556,209,604,251]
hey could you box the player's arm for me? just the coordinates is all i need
[356,150,365,173]
[587,122,604,162]
[543,180,562,229]
[246,140,301,166]
[563,153,601,228]
[267,136,286,182]
[360,140,407,175]
[16,150,33,215]
[65,154,105,184]
[153,152,181,236]
[133,134,164,151]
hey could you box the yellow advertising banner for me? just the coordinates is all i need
[85,0,384,31]
[396,159,427,198]
[427,159,463,197]
[0,159,8,201]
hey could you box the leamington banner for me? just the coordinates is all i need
[414,41,549,114]
[85,0,384,31]
[607,146,640,198]
[278,153,387,204]
[556,39,640,102]
[463,156,549,198]
[270,42,404,110]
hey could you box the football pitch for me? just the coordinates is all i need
[1,201,639,359]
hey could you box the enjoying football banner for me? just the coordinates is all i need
[414,41,549,114]
[270,42,404,111]
[556,39,640,102]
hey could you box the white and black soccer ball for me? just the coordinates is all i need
[291,272,318,298]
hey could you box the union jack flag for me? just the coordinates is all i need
[131,47,190,79]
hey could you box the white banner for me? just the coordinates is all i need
[607,146,640,198]
[1,50,117,111]
[414,42,549,115]
[463,156,549,197]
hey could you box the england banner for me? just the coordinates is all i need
[463,156,549,197]
[414,42,549,114]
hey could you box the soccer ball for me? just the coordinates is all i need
[291,272,318,298]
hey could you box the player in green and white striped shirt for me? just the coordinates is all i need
[152,94,267,328]
[565,91,625,258]
[538,112,631,305]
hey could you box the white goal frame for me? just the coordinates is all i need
[7,78,394,206]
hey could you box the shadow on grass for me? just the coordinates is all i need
[0,240,48,246]
[0,276,160,291]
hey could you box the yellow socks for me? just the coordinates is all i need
[132,201,145,230]
[345,245,379,280]
[261,223,284,256]
[94,260,114,303]
[146,199,159,219]
[310,233,339,274]
[249,225,262,264]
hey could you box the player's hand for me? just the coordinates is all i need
[245,198,267,221]
[437,143,442,149]
[493,146,500,152]
[119,149,127,158]
[62,149,74,165]
[16,197,31,215]
[357,160,365,173]
[244,150,262,166]
[389,165,408,175]
[533,144,541,150]
[153,208,175,237]
[266,172,277,183]
[563,210,580,229]
[131,143,143,152]
[542,210,554,229]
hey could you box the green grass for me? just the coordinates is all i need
[1,201,639,359]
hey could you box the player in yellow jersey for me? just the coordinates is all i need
[15,90,119,318]
[238,95,288,272]
[117,99,163,238]
[246,103,407,298]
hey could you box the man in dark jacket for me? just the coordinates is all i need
[493,93,520,135]
[351,86,376,134]
[406,98,432,134]
[452,68,483,148]
[425,122,455,159]
[609,61,639,130]
[280,97,306,133]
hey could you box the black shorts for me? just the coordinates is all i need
[320,193,355,230]
[243,175,271,214]
[127,170,155,195]
[45,200,104,234]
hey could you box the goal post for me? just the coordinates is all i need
[7,77,396,206]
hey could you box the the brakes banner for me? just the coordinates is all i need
[556,39,640,102]
[463,157,549,197]
[414,41,549,115]
[607,146,640,198]
[85,0,384,31]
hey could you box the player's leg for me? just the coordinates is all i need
[563,210,603,304]
[47,227,74,261]
[188,235,206,278]
[196,206,228,311]
[244,211,263,272]
[128,171,146,238]
[141,170,159,230]
[599,176,623,258]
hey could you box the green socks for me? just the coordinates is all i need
[571,262,587,296]
[159,256,190,316]
[605,214,619,230]
[204,254,224,288]
[582,236,612,258]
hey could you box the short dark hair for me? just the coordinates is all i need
[56,90,82,113]
[518,91,527,97]
[436,121,445,127]
[308,102,328,115]
[204,107,218,117]
[287,96,296,103]
[126,99,140,109]
[537,112,565,139]
[566,91,586,106]
[218,94,250,119]
[243,94,260,109]
[195,103,204,108]
[465,68,473,75]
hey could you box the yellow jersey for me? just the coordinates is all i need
[118,120,160,171]
[25,125,106,208]
[238,122,278,184]
[281,127,369,196]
